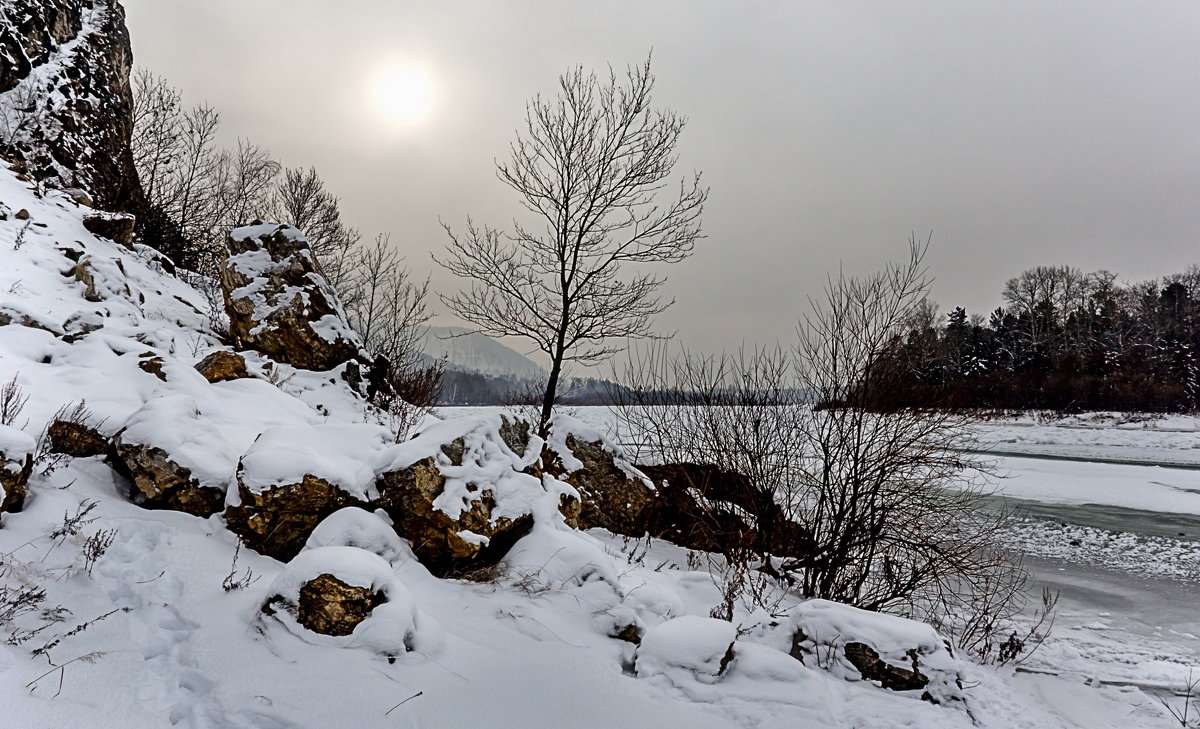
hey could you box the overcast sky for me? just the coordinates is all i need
[124,0,1200,362]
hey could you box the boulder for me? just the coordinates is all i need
[107,395,239,518]
[108,439,225,517]
[640,463,816,559]
[785,599,964,704]
[260,546,422,656]
[0,424,35,514]
[47,419,106,457]
[226,475,367,562]
[544,416,654,536]
[220,222,365,371]
[375,415,550,576]
[225,424,392,561]
[294,572,385,636]
[194,350,249,383]
[82,211,135,249]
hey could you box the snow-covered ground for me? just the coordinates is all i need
[0,164,1196,728]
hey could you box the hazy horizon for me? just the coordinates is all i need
[124,1,1200,365]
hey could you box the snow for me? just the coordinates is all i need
[636,615,737,685]
[119,394,243,489]
[304,507,416,567]
[984,457,1200,515]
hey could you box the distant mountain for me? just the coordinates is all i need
[420,326,545,378]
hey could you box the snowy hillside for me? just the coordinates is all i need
[421,325,544,378]
[0,161,1192,729]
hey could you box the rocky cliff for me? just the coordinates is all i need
[0,0,144,214]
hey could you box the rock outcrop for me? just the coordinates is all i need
[375,415,548,576]
[543,417,654,536]
[220,223,365,372]
[108,437,225,517]
[106,395,239,518]
[82,211,135,248]
[0,0,146,214]
[224,424,392,561]
[226,474,367,562]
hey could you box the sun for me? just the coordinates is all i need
[371,62,434,128]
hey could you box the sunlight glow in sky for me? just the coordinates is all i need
[371,61,435,129]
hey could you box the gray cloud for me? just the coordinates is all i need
[125,0,1200,358]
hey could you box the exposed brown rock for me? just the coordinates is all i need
[107,438,224,517]
[194,350,249,383]
[82,211,135,249]
[137,355,167,381]
[376,452,533,577]
[225,476,367,562]
[14,208,29,221]
[47,420,106,457]
[290,573,385,637]
[554,435,656,537]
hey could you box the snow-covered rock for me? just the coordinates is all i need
[220,222,365,372]
[784,600,964,704]
[0,423,34,513]
[545,413,655,535]
[226,423,393,560]
[303,507,415,567]
[374,413,566,575]
[260,546,428,657]
[636,616,738,686]
[109,395,237,516]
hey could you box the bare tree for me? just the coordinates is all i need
[131,69,184,206]
[621,238,1028,635]
[270,166,358,286]
[437,57,708,435]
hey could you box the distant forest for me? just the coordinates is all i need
[875,265,1200,412]
[437,371,628,406]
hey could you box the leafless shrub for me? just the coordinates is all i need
[12,220,30,250]
[1158,668,1199,728]
[79,529,116,577]
[221,542,260,592]
[0,374,29,428]
[0,85,38,154]
[620,238,1030,635]
[48,500,99,545]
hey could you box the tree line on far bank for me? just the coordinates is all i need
[869,264,1200,413]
